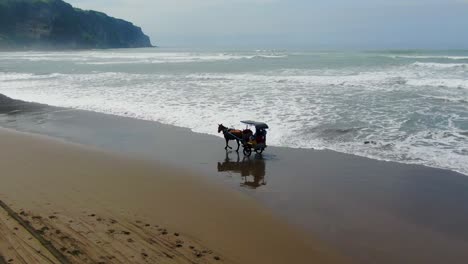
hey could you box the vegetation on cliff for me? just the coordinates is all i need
[0,0,153,49]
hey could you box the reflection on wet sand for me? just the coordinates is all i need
[0,95,76,129]
[217,151,266,189]
[0,95,55,126]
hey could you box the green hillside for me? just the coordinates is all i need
[0,0,153,49]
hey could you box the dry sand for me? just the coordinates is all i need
[0,128,344,264]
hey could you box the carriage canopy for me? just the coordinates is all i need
[241,120,269,130]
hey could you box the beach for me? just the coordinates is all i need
[0,99,467,264]
[0,127,343,264]
[0,0,467,260]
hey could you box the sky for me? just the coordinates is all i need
[67,0,468,49]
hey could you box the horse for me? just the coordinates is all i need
[218,124,243,151]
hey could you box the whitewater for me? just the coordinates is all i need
[0,48,467,175]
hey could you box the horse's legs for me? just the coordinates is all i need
[236,139,240,152]
[225,138,232,149]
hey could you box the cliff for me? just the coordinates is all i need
[0,0,153,49]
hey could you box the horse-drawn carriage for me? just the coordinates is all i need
[218,120,269,157]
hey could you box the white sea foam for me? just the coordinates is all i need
[0,51,287,64]
[386,55,468,60]
[407,78,468,89]
[0,50,467,176]
[412,62,468,69]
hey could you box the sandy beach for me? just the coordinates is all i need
[0,128,344,264]
[0,97,468,264]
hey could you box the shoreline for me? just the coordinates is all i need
[1,97,468,263]
[0,127,343,264]
[0,94,465,177]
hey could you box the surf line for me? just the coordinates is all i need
[0,200,70,264]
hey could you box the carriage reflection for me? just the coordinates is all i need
[217,152,266,189]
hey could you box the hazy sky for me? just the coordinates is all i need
[67,0,468,49]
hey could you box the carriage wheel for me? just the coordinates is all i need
[243,147,252,157]
[255,148,264,154]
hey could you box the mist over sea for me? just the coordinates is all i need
[0,48,467,175]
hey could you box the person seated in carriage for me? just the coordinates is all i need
[255,128,267,145]
[241,127,267,145]
[242,128,253,142]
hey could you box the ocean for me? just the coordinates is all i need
[0,48,467,175]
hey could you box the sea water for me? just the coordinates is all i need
[0,48,467,175]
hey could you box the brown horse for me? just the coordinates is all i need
[218,124,243,151]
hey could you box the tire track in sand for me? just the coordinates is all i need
[0,200,66,264]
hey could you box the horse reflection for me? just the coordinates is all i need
[217,152,266,189]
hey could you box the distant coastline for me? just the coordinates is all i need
[0,0,153,50]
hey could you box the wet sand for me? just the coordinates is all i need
[0,128,343,264]
[1,97,468,263]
